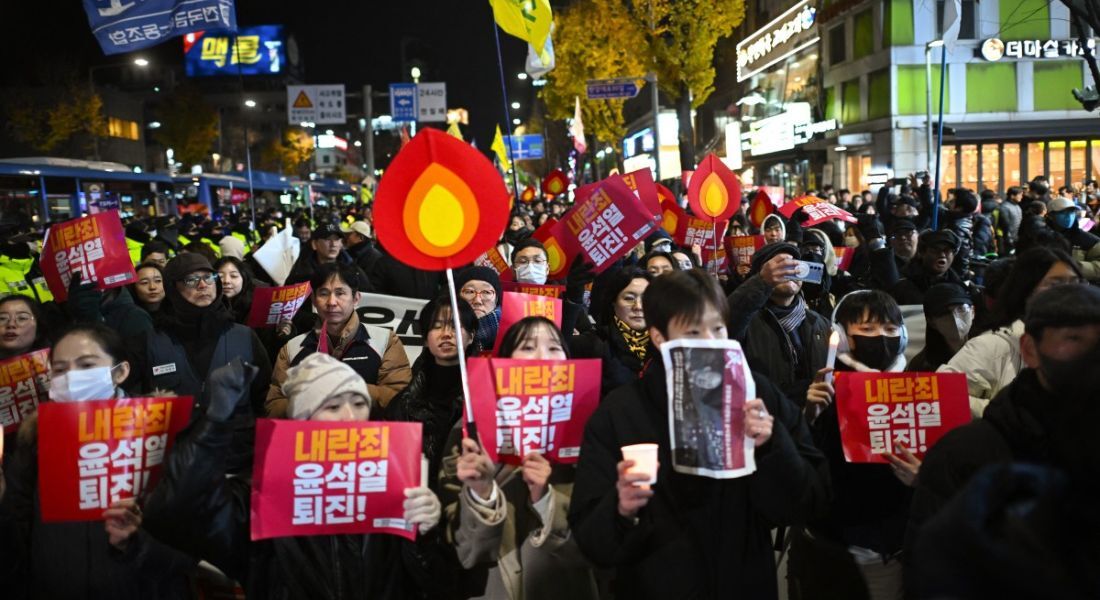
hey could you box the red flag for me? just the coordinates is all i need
[541,170,569,196]
[531,218,573,280]
[687,154,742,222]
[520,185,537,203]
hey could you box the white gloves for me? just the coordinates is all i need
[403,486,441,533]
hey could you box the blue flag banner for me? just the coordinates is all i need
[82,0,237,55]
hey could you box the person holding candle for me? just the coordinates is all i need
[569,270,827,599]
[440,316,599,600]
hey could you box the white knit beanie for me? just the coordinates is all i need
[283,352,371,420]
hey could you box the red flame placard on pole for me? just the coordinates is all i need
[687,154,742,222]
[374,128,510,271]
[542,170,569,197]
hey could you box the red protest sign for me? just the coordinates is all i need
[779,196,857,227]
[41,210,137,302]
[724,235,766,266]
[554,177,656,274]
[835,246,855,272]
[677,216,728,249]
[531,218,573,281]
[37,396,193,522]
[467,358,602,464]
[0,349,49,434]
[835,371,970,463]
[501,282,565,298]
[701,247,728,273]
[250,419,423,541]
[659,193,686,238]
[473,246,511,275]
[621,169,662,220]
[246,282,312,328]
[493,291,563,354]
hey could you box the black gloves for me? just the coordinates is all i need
[564,258,596,304]
[66,271,103,323]
[205,357,259,422]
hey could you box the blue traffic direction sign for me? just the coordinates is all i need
[585,78,640,100]
[389,83,418,122]
[503,134,545,160]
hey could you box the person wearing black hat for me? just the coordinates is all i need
[908,283,974,372]
[906,284,1100,598]
[285,222,372,293]
[888,218,919,269]
[125,253,272,471]
[454,266,502,353]
[727,242,831,406]
[891,229,973,305]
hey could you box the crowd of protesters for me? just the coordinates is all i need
[0,172,1097,600]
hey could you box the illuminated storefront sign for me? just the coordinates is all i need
[980,37,1097,61]
[741,103,835,156]
[736,0,819,82]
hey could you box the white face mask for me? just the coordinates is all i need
[515,262,549,285]
[49,365,119,403]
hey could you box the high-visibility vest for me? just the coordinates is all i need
[126,237,143,266]
[0,254,53,303]
[230,231,252,254]
[200,237,222,258]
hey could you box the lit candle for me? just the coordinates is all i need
[825,330,839,385]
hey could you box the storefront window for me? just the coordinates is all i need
[1070,140,1087,188]
[1026,142,1046,181]
[1092,140,1100,182]
[784,51,819,106]
[1048,141,1067,188]
[980,145,1000,193]
[1004,144,1022,189]
[959,145,979,190]
[940,146,957,191]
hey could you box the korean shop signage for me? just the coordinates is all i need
[736,0,819,82]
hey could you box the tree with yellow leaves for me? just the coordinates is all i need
[544,0,745,173]
[258,129,315,178]
[541,0,648,163]
[6,84,108,154]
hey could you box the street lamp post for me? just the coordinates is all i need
[925,40,943,176]
[87,57,149,161]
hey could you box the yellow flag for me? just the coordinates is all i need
[491,125,512,172]
[489,0,553,64]
[447,121,464,141]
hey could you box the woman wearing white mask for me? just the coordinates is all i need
[0,324,195,599]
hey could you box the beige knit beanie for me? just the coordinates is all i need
[283,352,371,420]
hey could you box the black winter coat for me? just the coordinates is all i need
[384,354,464,489]
[369,253,443,300]
[568,360,829,599]
[0,421,195,600]
[143,418,459,600]
[728,275,831,407]
[569,325,647,397]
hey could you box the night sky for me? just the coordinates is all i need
[4,0,529,151]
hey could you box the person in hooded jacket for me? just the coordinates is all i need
[762,213,787,245]
[907,283,974,372]
[570,267,653,396]
[0,323,195,600]
[793,290,921,600]
[385,295,477,487]
[1045,195,1100,281]
[142,353,454,600]
[905,284,1100,598]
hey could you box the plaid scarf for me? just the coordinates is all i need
[766,295,807,364]
[475,306,502,353]
[613,316,650,362]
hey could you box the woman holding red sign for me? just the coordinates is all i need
[141,353,453,599]
[0,323,195,599]
[440,317,600,600]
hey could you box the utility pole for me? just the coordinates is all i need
[363,84,375,177]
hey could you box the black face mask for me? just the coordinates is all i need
[505,228,531,244]
[850,334,902,370]
[1038,343,1100,398]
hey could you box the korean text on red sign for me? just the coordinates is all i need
[554,177,656,274]
[835,371,970,463]
[0,348,49,434]
[37,396,193,522]
[467,358,602,465]
[778,195,857,227]
[41,210,137,302]
[493,291,563,355]
[246,282,312,328]
[250,420,423,541]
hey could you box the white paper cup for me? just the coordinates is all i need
[621,443,658,486]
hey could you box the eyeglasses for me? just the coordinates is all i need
[181,273,219,288]
[513,257,548,267]
[0,313,34,326]
[460,288,496,300]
